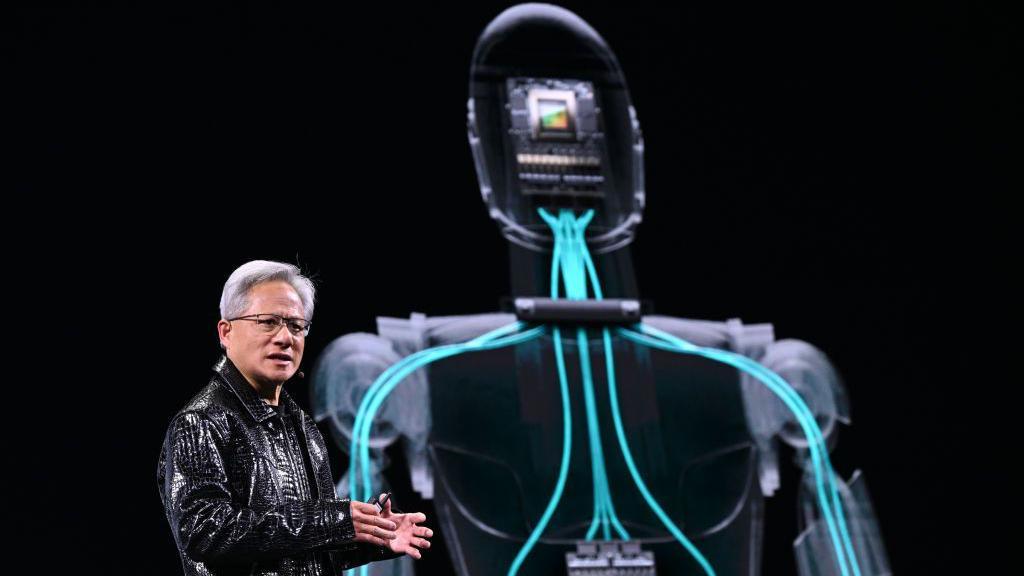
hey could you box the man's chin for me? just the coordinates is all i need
[260,364,295,384]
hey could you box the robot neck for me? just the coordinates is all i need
[506,242,640,300]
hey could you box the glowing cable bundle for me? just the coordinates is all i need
[345,207,862,576]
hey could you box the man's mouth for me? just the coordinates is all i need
[267,353,293,363]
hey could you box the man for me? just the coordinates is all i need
[158,260,431,575]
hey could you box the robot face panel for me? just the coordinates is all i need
[508,78,606,201]
[467,4,645,254]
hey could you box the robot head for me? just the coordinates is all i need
[467,3,645,255]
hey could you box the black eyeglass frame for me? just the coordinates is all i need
[228,314,311,336]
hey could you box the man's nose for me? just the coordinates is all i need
[271,324,294,346]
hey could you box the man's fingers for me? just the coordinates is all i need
[353,522,396,540]
[354,532,390,548]
[407,512,427,524]
[406,547,422,560]
[351,508,396,531]
[413,538,431,549]
[415,526,433,538]
[370,516,398,531]
[350,500,376,513]
[350,501,381,515]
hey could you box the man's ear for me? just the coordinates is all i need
[217,319,232,350]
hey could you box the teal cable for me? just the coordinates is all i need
[557,211,610,538]
[565,211,627,540]
[632,324,860,576]
[350,327,545,576]
[507,210,579,575]
[602,327,718,575]
[619,326,859,576]
[549,218,562,298]
[566,211,632,541]
[357,326,547,501]
[348,321,526,500]
[578,326,610,540]
[353,324,537,500]
[351,204,858,575]
[542,208,628,541]
[556,210,606,538]
[622,326,851,574]
[567,214,715,573]
[507,323,575,576]
[553,209,629,541]
[349,320,523,493]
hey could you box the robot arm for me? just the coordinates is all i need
[794,467,891,576]
[751,338,891,575]
[309,329,431,499]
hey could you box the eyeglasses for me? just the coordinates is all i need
[229,314,311,337]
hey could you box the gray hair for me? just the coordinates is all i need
[219,260,316,321]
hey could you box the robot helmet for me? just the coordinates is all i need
[467,3,645,254]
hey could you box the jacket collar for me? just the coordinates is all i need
[213,355,300,423]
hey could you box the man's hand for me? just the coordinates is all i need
[378,493,432,560]
[350,500,398,547]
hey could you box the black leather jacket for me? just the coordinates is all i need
[158,356,395,575]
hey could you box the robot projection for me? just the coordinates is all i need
[311,4,889,576]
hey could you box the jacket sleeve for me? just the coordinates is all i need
[329,543,403,571]
[158,410,363,565]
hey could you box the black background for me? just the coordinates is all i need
[15,1,1016,574]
